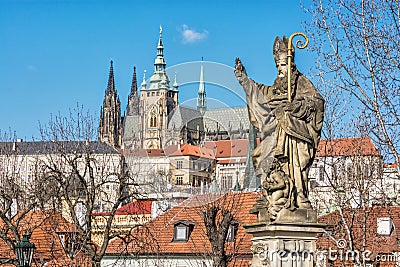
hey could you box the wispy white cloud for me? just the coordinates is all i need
[181,24,208,44]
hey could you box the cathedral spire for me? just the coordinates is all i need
[158,25,163,52]
[126,66,140,116]
[197,60,207,115]
[99,60,122,148]
[154,25,166,73]
[130,66,137,95]
[106,60,115,93]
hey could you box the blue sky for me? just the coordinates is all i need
[0,0,315,140]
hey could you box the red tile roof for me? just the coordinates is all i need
[204,139,248,158]
[93,200,153,216]
[168,143,215,159]
[317,136,381,157]
[318,206,400,263]
[0,210,89,266]
[105,192,259,264]
[383,160,399,169]
[123,137,380,160]
[217,158,247,164]
[203,137,380,159]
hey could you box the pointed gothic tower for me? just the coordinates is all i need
[197,61,207,115]
[139,26,179,149]
[243,124,260,189]
[98,60,122,148]
[126,66,140,116]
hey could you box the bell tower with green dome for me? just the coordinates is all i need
[139,26,179,149]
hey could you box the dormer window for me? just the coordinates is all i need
[57,232,78,257]
[173,220,195,242]
[226,221,239,242]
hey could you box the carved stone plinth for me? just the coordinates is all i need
[244,222,325,267]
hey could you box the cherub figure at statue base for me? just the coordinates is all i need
[250,158,316,223]
[259,159,293,220]
[264,168,293,219]
[250,157,317,223]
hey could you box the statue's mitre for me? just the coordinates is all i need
[273,36,294,62]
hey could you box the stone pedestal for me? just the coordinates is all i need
[244,221,325,267]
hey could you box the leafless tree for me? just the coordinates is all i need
[199,192,254,267]
[36,106,140,267]
[0,130,59,265]
[303,0,400,174]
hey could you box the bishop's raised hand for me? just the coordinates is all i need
[234,57,247,82]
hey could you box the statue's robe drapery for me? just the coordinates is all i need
[239,72,324,207]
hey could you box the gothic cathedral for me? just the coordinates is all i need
[98,27,250,149]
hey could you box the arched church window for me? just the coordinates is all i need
[150,115,157,127]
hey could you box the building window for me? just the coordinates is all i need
[192,175,201,187]
[173,221,195,242]
[222,175,233,190]
[150,116,157,127]
[176,160,183,169]
[176,226,187,239]
[147,92,150,97]
[226,222,239,242]
[176,176,183,185]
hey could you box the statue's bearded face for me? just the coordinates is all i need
[275,55,288,78]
